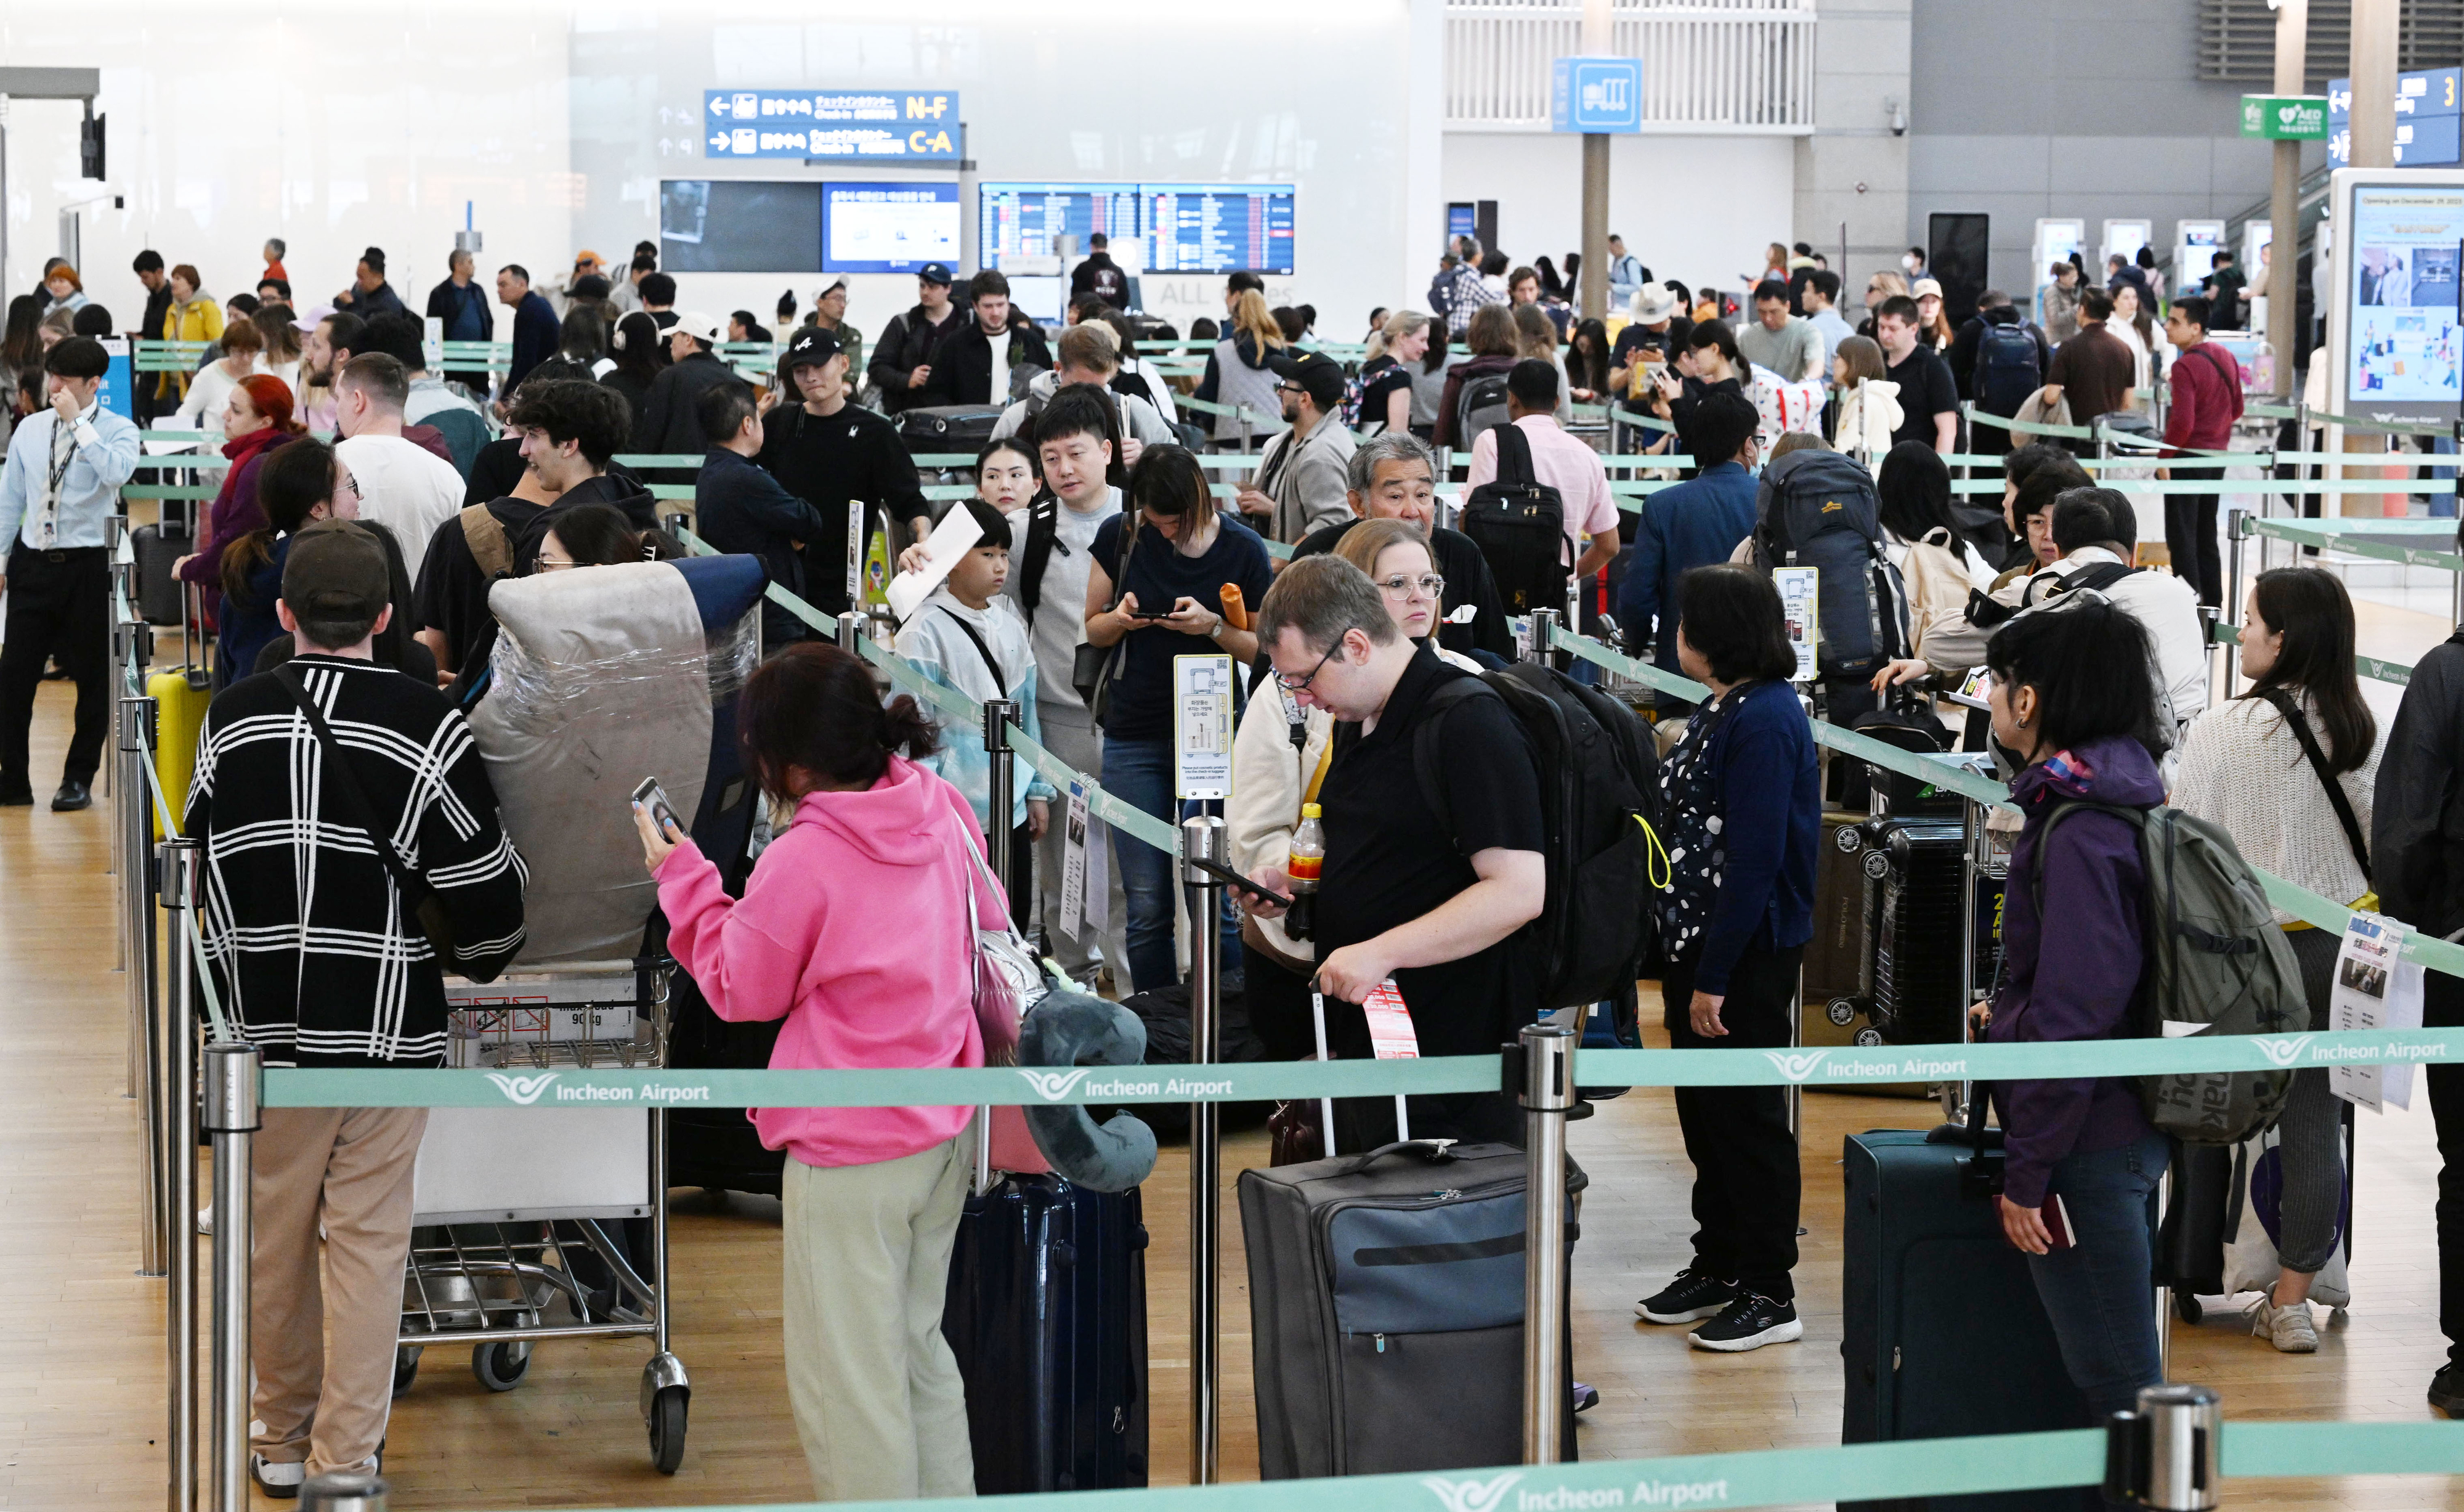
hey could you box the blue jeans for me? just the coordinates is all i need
[2024,1131,2170,1419]
[1101,737,1242,994]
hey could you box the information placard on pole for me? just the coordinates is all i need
[1173,654,1234,800]
[1774,567,1819,683]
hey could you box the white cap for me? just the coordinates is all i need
[671,309,722,344]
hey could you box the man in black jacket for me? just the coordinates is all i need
[2373,642,2464,1418]
[636,310,736,465]
[755,327,930,620]
[496,264,561,400]
[1069,234,1130,309]
[1290,431,1513,664]
[427,250,495,396]
[697,379,838,648]
[920,270,1051,408]
[412,378,653,684]
[332,246,407,320]
[866,261,963,415]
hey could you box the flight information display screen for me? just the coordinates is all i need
[1145,184,1295,275]
[977,182,1142,269]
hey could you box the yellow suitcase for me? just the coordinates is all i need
[147,666,212,841]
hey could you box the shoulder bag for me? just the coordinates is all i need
[273,664,480,977]
[1071,519,1138,724]
[958,813,1048,1060]
[2255,686,2375,912]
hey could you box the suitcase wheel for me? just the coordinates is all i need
[1861,850,1892,882]
[1834,824,1866,855]
[1825,998,1860,1028]
[1852,1026,1885,1048]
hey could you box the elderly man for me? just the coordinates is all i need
[1290,431,1512,663]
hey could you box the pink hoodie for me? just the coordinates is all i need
[654,754,1002,1169]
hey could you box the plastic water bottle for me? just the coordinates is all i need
[1287,802,1324,942]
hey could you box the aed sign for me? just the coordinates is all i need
[2241,95,2328,140]
[1551,57,1642,134]
[703,91,960,161]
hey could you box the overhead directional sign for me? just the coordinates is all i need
[702,90,958,161]
[1550,56,1642,134]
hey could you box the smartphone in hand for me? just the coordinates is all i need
[631,776,683,836]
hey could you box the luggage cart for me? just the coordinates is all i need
[393,959,693,1474]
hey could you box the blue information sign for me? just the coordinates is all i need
[2329,70,2463,166]
[1550,56,1642,134]
[703,90,958,161]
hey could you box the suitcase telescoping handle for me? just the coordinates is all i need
[1337,1139,1461,1177]
[1933,1092,2007,1199]
[182,582,210,691]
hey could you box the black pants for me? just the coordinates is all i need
[1664,941,1804,1303]
[1,545,110,794]
[1242,945,1319,1063]
[2426,970,2464,1368]
[2164,466,2225,608]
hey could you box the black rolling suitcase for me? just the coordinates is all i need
[941,1173,1149,1494]
[1240,1139,1582,1479]
[896,404,1005,453]
[1119,983,1273,1141]
[1831,815,1966,1049]
[132,515,192,626]
[1842,1123,2100,1512]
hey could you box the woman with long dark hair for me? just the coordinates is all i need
[1567,317,1613,402]
[1979,595,2171,1415]
[599,311,665,423]
[219,439,359,678]
[1635,564,1819,1353]
[633,640,997,1500]
[2171,567,2381,1352]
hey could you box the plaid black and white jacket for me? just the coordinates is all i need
[184,655,529,1067]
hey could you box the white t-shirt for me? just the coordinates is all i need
[987,329,1013,406]
[335,434,466,586]
[1003,486,1121,723]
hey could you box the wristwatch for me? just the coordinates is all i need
[1207,619,1226,641]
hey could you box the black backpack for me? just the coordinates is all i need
[1456,370,1514,453]
[1410,663,1663,1013]
[1749,447,1911,685]
[1976,320,2043,416]
[1459,423,1570,615]
[1012,493,1061,624]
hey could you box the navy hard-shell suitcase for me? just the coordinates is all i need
[1841,1126,2098,1512]
[941,1173,1149,1494]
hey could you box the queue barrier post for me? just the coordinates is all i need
[1178,813,1229,1486]
[2104,1383,2222,1511]
[298,1470,389,1511]
[202,1039,261,1512]
[836,611,862,652]
[1528,608,1563,672]
[162,836,203,1512]
[978,697,1017,1195]
[1515,1022,1577,1466]
[123,696,166,1277]
[2225,509,2248,693]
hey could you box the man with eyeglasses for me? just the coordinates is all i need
[1236,352,1356,545]
[1239,553,1546,1150]
[1291,431,1512,663]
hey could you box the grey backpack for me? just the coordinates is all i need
[2036,800,2306,1144]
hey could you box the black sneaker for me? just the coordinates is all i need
[1688,1291,1803,1352]
[1635,1267,1738,1324]
[2432,1363,2464,1417]
[1572,1381,1600,1413]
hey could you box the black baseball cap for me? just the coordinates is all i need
[784,327,844,368]
[918,262,954,286]
[1269,352,1346,412]
[282,520,391,627]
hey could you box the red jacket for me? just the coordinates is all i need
[2163,340,2243,455]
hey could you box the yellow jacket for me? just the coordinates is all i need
[159,295,225,398]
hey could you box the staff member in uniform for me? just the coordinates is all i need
[755,326,931,617]
[0,336,141,810]
[1239,553,1546,1148]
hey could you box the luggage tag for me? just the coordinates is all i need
[1363,979,1419,1142]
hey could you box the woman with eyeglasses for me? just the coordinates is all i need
[1083,444,1276,991]
[1228,518,1477,1062]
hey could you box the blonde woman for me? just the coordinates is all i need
[1830,333,1898,460]
[1192,287,1288,442]
[1351,309,1429,436]
[1512,302,1574,421]
[1858,270,1908,339]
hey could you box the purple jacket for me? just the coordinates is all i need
[1988,734,2162,1207]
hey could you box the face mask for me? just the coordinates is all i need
[1901,254,1921,274]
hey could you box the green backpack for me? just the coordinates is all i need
[2036,800,2308,1144]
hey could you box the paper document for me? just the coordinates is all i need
[2329,912,2425,1112]
[886,505,985,624]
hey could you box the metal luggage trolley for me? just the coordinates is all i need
[392,957,693,1473]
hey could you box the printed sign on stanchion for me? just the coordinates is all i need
[1774,566,1820,681]
[1363,978,1419,1141]
[845,500,863,610]
[2330,913,2427,1112]
[1173,653,1234,799]
[1060,781,1092,942]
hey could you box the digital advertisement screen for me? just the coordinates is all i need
[660,180,824,273]
[977,182,1142,270]
[2344,182,2464,418]
[822,183,959,274]
[1146,184,1296,275]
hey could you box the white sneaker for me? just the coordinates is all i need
[249,1455,304,1499]
[2250,1295,2319,1353]
[196,1204,213,1235]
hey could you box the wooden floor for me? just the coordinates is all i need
[6,655,2463,1510]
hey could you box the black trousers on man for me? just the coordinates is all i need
[2165,465,2226,608]
[0,545,111,799]
[1664,941,1805,1304]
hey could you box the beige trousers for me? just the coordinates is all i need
[781,1130,978,1502]
[249,1105,428,1477]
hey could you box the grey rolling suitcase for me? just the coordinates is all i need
[1239,1139,1583,1479]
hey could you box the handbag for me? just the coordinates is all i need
[273,664,487,980]
[2255,687,2378,915]
[961,817,1048,1059]
[1071,521,1138,723]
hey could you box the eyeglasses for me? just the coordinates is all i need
[1374,572,1445,601]
[534,552,578,572]
[1272,642,1342,693]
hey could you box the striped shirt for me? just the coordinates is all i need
[183,656,529,1067]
